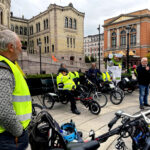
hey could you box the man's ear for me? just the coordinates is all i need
[7,43,14,52]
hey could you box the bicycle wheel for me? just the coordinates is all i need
[89,100,101,115]
[93,92,108,108]
[110,91,123,105]
[32,103,42,116]
[61,95,69,104]
[116,87,125,99]
[43,94,55,109]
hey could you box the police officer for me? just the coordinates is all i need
[57,68,80,115]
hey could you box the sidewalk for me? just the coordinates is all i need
[28,90,145,150]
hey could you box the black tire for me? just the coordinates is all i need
[61,95,69,104]
[89,100,101,115]
[116,87,125,98]
[127,88,134,93]
[43,94,55,109]
[93,92,108,108]
[110,91,123,105]
[32,103,42,116]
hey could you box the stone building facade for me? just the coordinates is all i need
[0,0,10,30]
[0,1,86,74]
[84,34,104,60]
[103,9,150,66]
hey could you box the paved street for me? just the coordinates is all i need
[28,90,149,150]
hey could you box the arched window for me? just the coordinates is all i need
[20,26,23,35]
[111,32,116,48]
[120,30,126,46]
[69,18,72,28]
[46,19,48,29]
[130,28,136,46]
[15,26,18,34]
[11,24,14,31]
[24,27,27,35]
[73,19,76,29]
[65,17,68,28]
[0,8,3,25]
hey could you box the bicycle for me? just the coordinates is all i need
[88,109,150,150]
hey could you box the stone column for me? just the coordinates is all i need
[136,24,140,46]
[117,28,120,48]
[107,30,110,49]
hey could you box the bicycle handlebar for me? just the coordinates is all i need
[115,109,150,124]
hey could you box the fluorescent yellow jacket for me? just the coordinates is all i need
[69,71,80,85]
[57,73,76,91]
[102,72,111,82]
[0,55,32,133]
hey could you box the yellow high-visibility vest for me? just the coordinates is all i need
[102,72,111,82]
[0,55,32,133]
[57,73,76,91]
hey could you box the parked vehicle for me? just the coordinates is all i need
[117,77,138,93]
[90,109,150,150]
[42,75,101,115]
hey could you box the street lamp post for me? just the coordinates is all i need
[97,24,101,70]
[38,41,42,74]
[126,26,131,73]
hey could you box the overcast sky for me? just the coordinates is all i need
[11,0,150,36]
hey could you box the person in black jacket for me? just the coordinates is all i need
[87,63,102,85]
[137,57,150,109]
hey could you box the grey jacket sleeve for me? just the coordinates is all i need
[0,68,23,137]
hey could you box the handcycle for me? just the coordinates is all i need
[82,74,123,105]
[42,74,101,115]
[117,77,138,94]
[79,74,108,108]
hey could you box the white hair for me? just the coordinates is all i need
[0,30,18,52]
[141,57,147,62]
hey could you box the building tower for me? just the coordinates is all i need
[0,0,11,30]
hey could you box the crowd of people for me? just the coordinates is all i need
[0,29,150,149]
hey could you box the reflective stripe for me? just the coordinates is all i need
[64,83,72,85]
[61,76,63,82]
[18,113,31,121]
[58,88,70,90]
[12,95,31,102]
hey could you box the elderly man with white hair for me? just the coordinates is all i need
[137,57,150,109]
[0,30,32,150]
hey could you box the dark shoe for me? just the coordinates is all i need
[72,109,81,115]
[140,105,144,109]
[144,104,150,107]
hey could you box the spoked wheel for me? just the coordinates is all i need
[116,87,125,99]
[89,100,101,115]
[43,94,55,109]
[110,91,123,105]
[93,92,108,108]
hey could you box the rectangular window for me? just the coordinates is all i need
[73,38,75,48]
[47,36,49,43]
[47,46,49,53]
[45,47,47,53]
[70,38,72,48]
[52,44,54,52]
[44,20,46,30]
[37,39,38,45]
[67,37,69,47]
[44,37,46,44]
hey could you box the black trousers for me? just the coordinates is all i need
[60,90,77,111]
